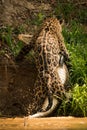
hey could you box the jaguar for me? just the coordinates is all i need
[16,17,69,116]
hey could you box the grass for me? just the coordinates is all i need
[63,21,87,86]
[0,26,24,56]
[57,20,87,117]
[71,84,87,117]
[54,1,87,24]
[58,83,87,117]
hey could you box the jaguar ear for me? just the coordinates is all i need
[59,19,64,26]
[57,16,64,26]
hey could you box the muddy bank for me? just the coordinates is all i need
[0,117,87,130]
[0,55,38,116]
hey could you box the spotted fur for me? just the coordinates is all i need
[16,17,69,115]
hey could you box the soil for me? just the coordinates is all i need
[0,53,38,116]
[0,117,87,130]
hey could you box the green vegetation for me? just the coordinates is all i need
[0,26,24,56]
[53,1,87,116]
[54,1,87,24]
[54,1,87,116]
[58,83,87,117]
[58,21,87,117]
[63,21,87,85]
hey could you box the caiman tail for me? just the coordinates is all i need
[29,96,58,118]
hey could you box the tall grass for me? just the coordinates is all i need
[63,21,87,85]
[57,21,87,117]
